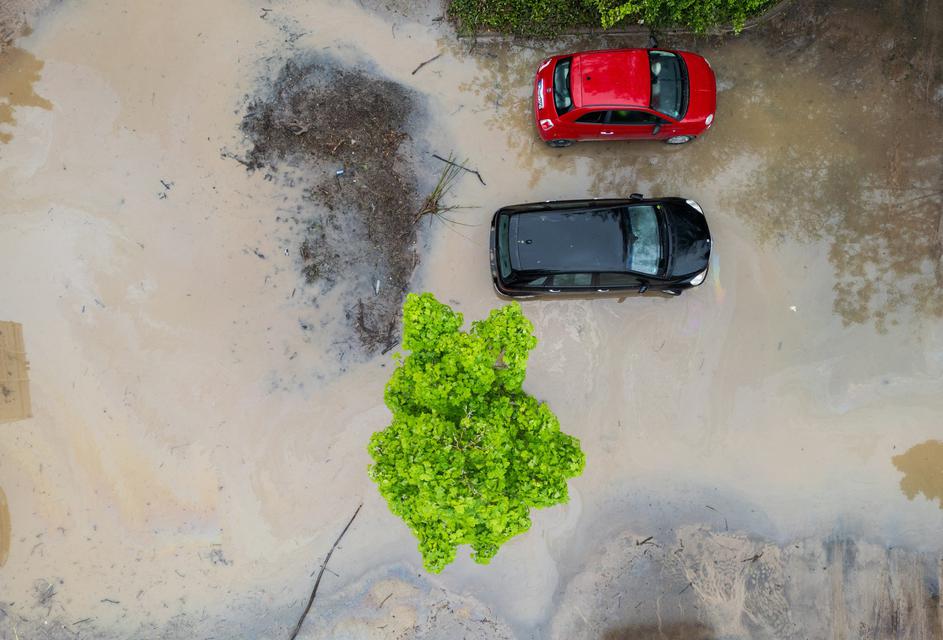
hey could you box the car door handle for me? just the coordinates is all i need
[596,289,610,292]
[548,289,561,293]
[600,131,615,135]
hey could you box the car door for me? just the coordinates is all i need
[571,110,609,141]
[606,109,669,140]
[547,273,594,293]
[594,272,644,293]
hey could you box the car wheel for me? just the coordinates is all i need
[547,139,574,148]
[665,135,693,145]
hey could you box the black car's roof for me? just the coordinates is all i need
[510,207,627,273]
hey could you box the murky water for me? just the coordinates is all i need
[0,45,51,143]
[0,0,941,637]
[894,440,943,509]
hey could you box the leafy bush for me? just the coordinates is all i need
[448,0,598,37]
[586,0,772,31]
[448,0,775,35]
[368,293,585,573]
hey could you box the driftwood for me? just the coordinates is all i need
[431,153,486,186]
[411,53,442,75]
[288,504,363,640]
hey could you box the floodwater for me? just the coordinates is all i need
[894,440,943,509]
[0,0,941,638]
[0,45,51,143]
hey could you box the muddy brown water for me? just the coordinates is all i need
[0,0,941,638]
[0,45,51,143]
[894,440,943,509]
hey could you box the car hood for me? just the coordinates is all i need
[666,204,711,277]
[678,51,716,123]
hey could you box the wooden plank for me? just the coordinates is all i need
[0,321,31,424]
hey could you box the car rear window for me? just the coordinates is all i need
[553,58,573,115]
[497,214,512,279]
[649,51,688,120]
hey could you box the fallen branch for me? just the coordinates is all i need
[411,53,442,75]
[432,153,486,186]
[288,504,363,640]
[415,153,465,223]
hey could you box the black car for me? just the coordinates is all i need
[489,196,711,298]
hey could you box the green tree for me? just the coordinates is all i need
[368,293,585,573]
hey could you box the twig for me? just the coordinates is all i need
[288,504,363,640]
[411,53,442,75]
[678,582,693,595]
[636,536,653,546]
[378,592,393,608]
[741,552,764,563]
[100,598,120,604]
[432,153,486,186]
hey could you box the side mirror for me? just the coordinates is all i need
[639,283,649,294]
[629,193,644,201]
[652,124,661,136]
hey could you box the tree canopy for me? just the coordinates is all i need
[368,293,585,573]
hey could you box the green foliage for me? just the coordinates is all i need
[587,0,773,31]
[447,0,598,37]
[447,0,775,35]
[368,293,585,573]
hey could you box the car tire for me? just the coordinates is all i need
[547,139,574,148]
[665,135,694,145]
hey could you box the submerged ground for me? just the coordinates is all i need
[0,0,941,638]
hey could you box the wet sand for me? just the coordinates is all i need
[0,0,941,638]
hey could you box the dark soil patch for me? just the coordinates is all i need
[241,57,425,354]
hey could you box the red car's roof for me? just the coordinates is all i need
[575,49,651,108]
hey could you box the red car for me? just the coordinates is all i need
[533,48,716,146]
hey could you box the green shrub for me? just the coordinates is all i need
[368,293,585,573]
[587,0,773,31]
[447,0,776,35]
[448,0,598,37]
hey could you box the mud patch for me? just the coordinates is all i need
[552,526,943,640]
[240,56,424,355]
[0,486,9,567]
[0,45,52,144]
[893,440,943,509]
[300,563,516,639]
[0,0,53,51]
[0,321,31,423]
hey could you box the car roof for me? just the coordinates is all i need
[509,208,626,273]
[576,49,651,109]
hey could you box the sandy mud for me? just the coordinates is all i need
[0,0,941,638]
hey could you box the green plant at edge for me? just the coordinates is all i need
[368,293,585,573]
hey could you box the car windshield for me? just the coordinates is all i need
[649,51,687,120]
[626,205,662,275]
[553,58,573,115]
